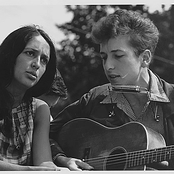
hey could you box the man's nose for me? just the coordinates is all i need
[105,57,115,70]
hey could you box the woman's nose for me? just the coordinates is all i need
[31,58,40,69]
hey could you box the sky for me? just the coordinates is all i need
[0,0,173,48]
[0,1,73,48]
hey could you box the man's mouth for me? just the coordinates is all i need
[108,74,120,79]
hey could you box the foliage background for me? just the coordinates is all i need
[51,5,174,117]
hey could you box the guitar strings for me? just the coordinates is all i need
[84,151,174,169]
[82,145,174,169]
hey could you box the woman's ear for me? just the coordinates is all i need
[141,49,152,68]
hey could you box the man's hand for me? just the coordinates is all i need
[39,161,70,171]
[56,156,94,171]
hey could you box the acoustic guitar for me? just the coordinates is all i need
[56,118,172,170]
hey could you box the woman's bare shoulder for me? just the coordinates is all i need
[35,98,49,108]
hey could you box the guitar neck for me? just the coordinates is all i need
[127,145,174,168]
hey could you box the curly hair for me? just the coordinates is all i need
[91,9,159,57]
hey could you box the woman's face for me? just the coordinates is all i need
[100,35,144,86]
[11,35,50,91]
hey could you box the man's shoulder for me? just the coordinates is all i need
[90,83,110,94]
[159,79,174,114]
[159,79,174,117]
[84,83,111,101]
[161,79,174,96]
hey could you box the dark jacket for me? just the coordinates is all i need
[50,71,174,170]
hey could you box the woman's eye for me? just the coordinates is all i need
[25,51,35,57]
[41,56,49,65]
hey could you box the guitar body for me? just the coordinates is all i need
[56,118,166,170]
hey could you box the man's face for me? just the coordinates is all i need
[100,35,144,86]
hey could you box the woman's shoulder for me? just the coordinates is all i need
[33,98,50,122]
[33,98,49,108]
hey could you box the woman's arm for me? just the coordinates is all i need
[0,160,65,171]
[33,99,52,165]
[32,99,69,171]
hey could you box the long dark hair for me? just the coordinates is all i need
[0,25,57,136]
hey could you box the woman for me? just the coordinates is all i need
[0,25,69,171]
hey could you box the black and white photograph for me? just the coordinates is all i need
[0,0,174,172]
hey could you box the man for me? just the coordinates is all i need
[50,9,174,170]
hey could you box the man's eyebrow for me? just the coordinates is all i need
[100,49,124,54]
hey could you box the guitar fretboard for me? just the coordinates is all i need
[127,145,174,168]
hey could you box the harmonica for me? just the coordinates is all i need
[111,85,148,93]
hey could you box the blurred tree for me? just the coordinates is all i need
[51,5,174,116]
[56,5,109,102]
[149,5,174,82]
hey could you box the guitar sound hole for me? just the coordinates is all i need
[106,148,126,170]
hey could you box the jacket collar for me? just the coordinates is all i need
[148,69,170,102]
